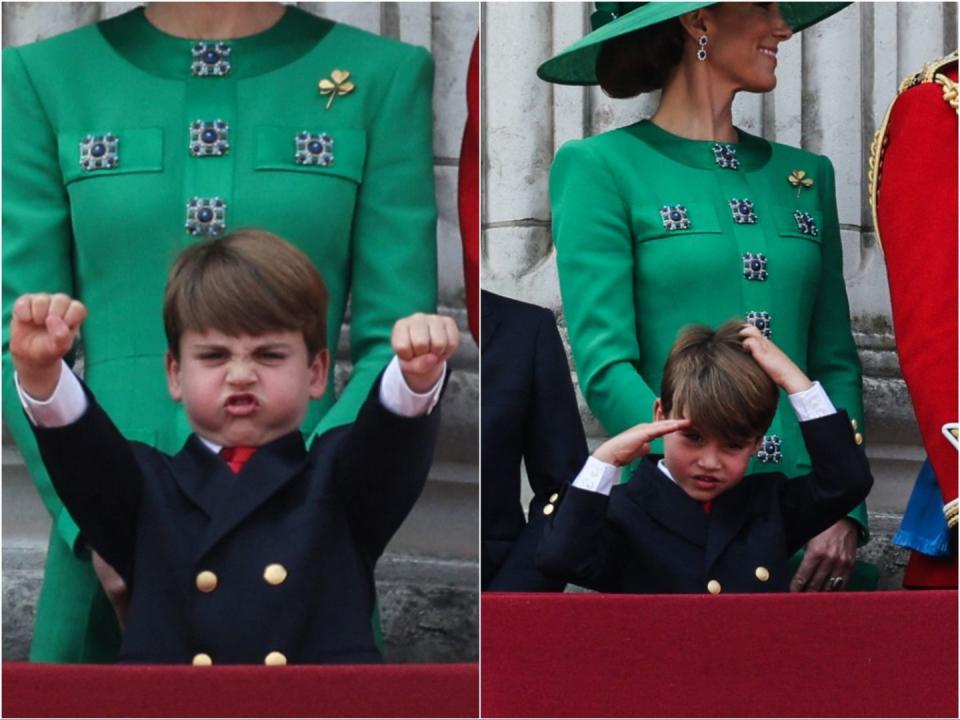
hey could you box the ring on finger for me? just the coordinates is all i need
[828,576,844,591]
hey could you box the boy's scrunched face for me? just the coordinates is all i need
[166,328,328,448]
[655,401,762,503]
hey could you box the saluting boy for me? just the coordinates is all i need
[11,229,458,665]
[538,320,873,594]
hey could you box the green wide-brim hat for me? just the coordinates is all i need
[537,2,850,85]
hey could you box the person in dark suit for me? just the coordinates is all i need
[11,230,457,665]
[482,290,588,591]
[538,320,873,594]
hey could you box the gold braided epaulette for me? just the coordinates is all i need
[868,50,958,255]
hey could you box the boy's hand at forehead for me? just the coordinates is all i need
[739,324,813,395]
[10,293,87,401]
[392,313,460,393]
[593,418,692,467]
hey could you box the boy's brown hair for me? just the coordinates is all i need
[163,229,328,360]
[660,320,779,443]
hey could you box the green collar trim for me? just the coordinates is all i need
[97,6,332,80]
[628,120,772,171]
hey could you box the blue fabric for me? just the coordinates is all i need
[893,460,951,556]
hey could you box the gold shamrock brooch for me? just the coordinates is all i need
[318,70,355,110]
[788,169,814,197]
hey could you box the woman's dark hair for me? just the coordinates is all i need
[596,18,686,98]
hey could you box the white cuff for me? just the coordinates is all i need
[378,355,445,417]
[788,381,836,422]
[16,360,88,427]
[572,455,618,495]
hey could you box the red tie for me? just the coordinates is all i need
[220,446,257,474]
[702,500,713,513]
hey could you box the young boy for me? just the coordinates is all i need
[11,230,458,665]
[537,320,873,594]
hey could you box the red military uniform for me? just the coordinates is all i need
[870,50,959,587]
[460,35,480,342]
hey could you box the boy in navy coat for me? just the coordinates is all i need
[11,230,458,664]
[538,320,873,594]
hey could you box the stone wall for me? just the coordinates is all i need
[481,1,957,588]
[2,1,478,662]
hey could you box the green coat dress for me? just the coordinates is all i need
[2,7,437,662]
[550,119,868,536]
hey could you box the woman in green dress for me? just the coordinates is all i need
[3,2,437,662]
[541,2,871,593]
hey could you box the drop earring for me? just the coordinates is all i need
[697,34,708,62]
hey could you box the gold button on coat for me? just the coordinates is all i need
[755,566,770,582]
[264,651,287,666]
[192,653,213,666]
[549,492,559,503]
[851,419,858,430]
[854,432,864,445]
[707,580,722,595]
[543,504,555,516]
[264,564,288,585]
[196,571,218,593]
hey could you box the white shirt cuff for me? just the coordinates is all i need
[378,355,445,417]
[788,381,836,421]
[16,360,88,427]
[572,455,618,495]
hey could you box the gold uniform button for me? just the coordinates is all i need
[264,651,287,666]
[707,580,722,595]
[549,492,559,503]
[196,570,218,593]
[263,563,288,586]
[854,432,864,446]
[755,566,770,582]
[192,653,213,666]
[543,504,555,516]
[851,419,858,430]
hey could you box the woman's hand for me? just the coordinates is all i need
[790,518,858,592]
[91,551,129,629]
[593,418,691,467]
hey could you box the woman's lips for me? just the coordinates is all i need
[225,393,258,417]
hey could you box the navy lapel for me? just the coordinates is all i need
[480,292,503,352]
[704,478,765,570]
[628,460,708,548]
[171,436,231,519]
[196,431,310,558]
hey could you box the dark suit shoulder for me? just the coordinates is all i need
[482,290,555,326]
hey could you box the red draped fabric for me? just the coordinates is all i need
[482,591,958,717]
[3,662,478,718]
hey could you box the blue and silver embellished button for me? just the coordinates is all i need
[756,435,782,464]
[793,210,818,236]
[191,42,231,77]
[712,143,739,170]
[659,205,690,231]
[730,198,757,224]
[295,131,334,166]
[185,197,227,236]
[190,120,230,157]
[80,134,119,171]
[746,310,772,337]
[742,253,768,281]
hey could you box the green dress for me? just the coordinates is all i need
[550,120,868,535]
[3,7,437,662]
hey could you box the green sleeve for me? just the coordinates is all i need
[550,140,656,436]
[806,154,869,540]
[1,47,85,555]
[311,46,438,438]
